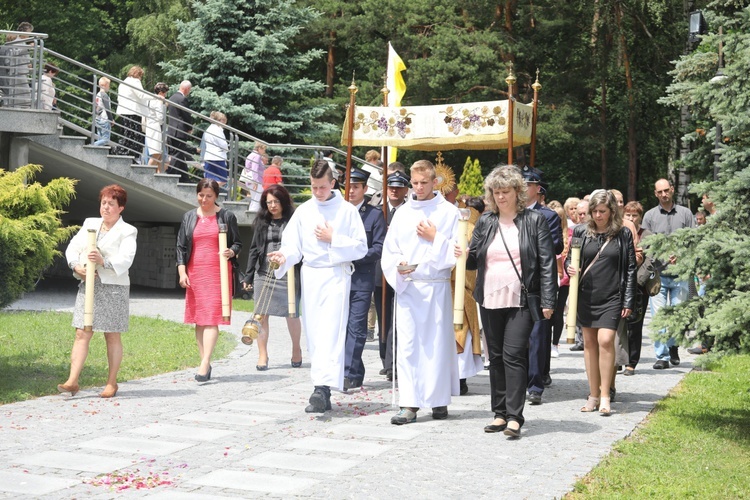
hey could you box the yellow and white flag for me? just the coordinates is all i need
[386,42,406,165]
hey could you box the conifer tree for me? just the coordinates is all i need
[0,165,77,309]
[654,2,750,354]
[458,156,484,197]
[161,0,335,143]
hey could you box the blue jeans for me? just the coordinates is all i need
[94,119,111,146]
[650,275,689,361]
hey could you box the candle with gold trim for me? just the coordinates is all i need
[566,237,583,343]
[453,208,471,330]
[83,229,97,332]
[218,224,230,322]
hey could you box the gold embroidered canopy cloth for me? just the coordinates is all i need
[341,100,533,151]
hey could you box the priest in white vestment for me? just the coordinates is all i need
[269,161,367,413]
[381,160,459,425]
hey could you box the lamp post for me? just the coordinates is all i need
[711,26,726,181]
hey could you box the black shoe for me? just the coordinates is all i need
[386,370,396,382]
[379,368,387,375]
[195,365,212,382]
[687,345,708,355]
[484,421,507,433]
[460,379,469,395]
[503,422,521,438]
[432,406,449,420]
[610,387,616,403]
[291,359,302,368]
[343,378,362,391]
[570,343,584,352]
[542,375,552,387]
[653,359,670,370]
[528,391,542,405]
[304,387,331,413]
[669,346,680,366]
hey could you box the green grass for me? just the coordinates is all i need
[232,298,254,313]
[0,311,235,405]
[568,355,750,498]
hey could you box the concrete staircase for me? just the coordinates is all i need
[1,107,253,226]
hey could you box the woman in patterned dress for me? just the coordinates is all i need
[58,185,138,398]
[177,179,242,382]
[242,185,302,370]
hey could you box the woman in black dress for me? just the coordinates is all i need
[566,189,636,415]
[242,185,302,370]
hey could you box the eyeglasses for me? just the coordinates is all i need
[266,200,281,206]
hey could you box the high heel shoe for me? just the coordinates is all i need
[291,358,302,368]
[57,383,79,397]
[100,384,118,398]
[256,359,269,371]
[195,365,212,382]
[581,395,600,412]
[599,396,612,416]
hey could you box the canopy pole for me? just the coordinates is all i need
[530,69,542,168]
[344,76,358,201]
[506,65,516,166]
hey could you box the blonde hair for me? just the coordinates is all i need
[551,204,569,254]
[98,76,110,87]
[126,65,144,79]
[410,160,436,180]
[483,165,527,214]
[587,189,623,238]
[365,149,381,162]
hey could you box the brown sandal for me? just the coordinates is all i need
[581,395,600,412]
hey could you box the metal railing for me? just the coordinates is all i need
[1,30,383,208]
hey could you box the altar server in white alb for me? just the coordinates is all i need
[268,160,368,413]
[382,159,460,425]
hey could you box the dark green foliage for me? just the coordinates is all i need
[0,165,78,309]
[652,1,750,354]
[161,0,335,143]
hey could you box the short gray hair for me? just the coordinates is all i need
[483,165,527,215]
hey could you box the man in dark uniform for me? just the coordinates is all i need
[344,168,387,390]
[374,170,410,380]
[166,80,192,182]
[523,166,563,405]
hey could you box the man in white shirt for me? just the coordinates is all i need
[381,160,459,424]
[268,161,368,413]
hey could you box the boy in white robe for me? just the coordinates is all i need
[268,161,368,413]
[381,160,460,424]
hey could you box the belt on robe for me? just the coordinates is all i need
[405,277,450,283]
[303,262,355,276]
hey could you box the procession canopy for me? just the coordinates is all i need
[341,100,533,151]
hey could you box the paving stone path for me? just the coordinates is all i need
[1,281,696,498]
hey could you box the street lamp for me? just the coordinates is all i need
[689,10,707,43]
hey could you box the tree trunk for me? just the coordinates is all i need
[617,4,637,200]
[326,31,336,98]
[600,80,607,187]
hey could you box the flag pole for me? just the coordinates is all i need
[344,75,358,201]
[506,65,516,165]
[380,78,390,346]
[530,69,542,168]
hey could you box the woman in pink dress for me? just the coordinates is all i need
[177,179,242,381]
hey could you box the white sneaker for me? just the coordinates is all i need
[551,345,560,358]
